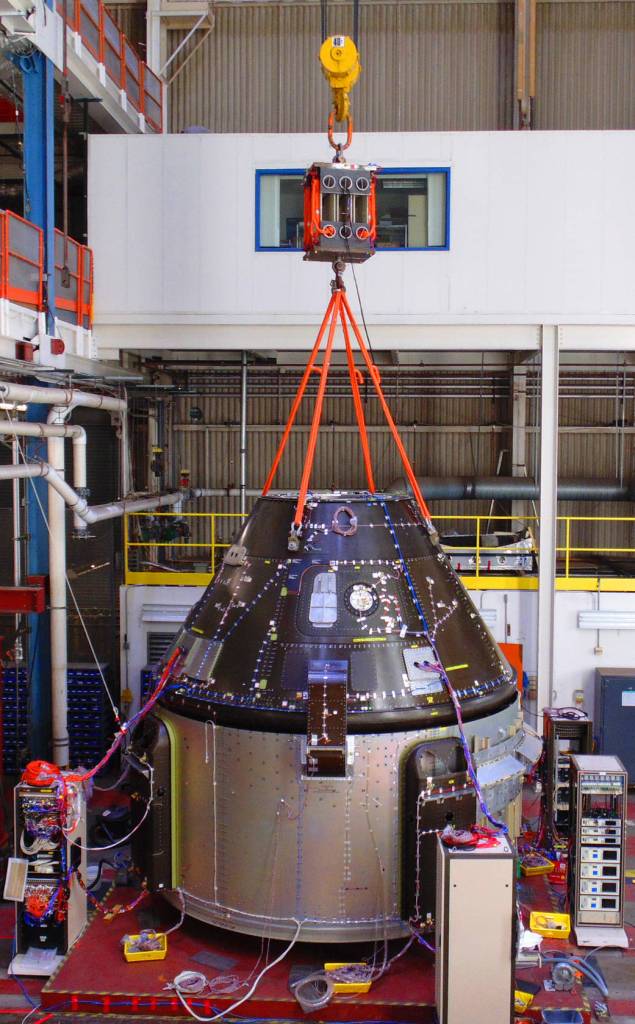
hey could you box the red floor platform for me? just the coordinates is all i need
[41,892,435,1021]
[38,870,635,1023]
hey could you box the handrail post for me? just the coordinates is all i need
[475,515,481,579]
[124,513,129,583]
[565,517,571,579]
[210,513,215,572]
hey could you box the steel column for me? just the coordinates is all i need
[19,48,56,758]
[239,351,248,517]
[514,0,536,129]
[536,326,559,712]
[511,363,528,521]
[18,50,56,331]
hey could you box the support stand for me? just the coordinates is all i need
[262,263,431,549]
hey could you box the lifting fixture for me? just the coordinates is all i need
[261,8,432,549]
[263,15,431,549]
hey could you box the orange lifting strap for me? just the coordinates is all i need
[262,286,431,529]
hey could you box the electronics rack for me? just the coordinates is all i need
[569,754,628,947]
[543,710,592,837]
[10,780,87,975]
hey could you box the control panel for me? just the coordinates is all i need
[569,755,627,931]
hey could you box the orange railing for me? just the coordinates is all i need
[54,230,94,328]
[1,212,43,309]
[56,0,163,132]
[0,212,94,327]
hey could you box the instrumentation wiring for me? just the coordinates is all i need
[173,918,304,1023]
[376,496,508,833]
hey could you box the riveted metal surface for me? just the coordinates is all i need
[161,698,525,942]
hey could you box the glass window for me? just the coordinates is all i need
[256,168,449,251]
[257,172,305,249]
[375,172,447,249]
[308,572,338,627]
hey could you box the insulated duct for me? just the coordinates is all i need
[387,477,635,501]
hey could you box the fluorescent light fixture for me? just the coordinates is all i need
[0,402,27,411]
[479,608,498,628]
[578,610,635,630]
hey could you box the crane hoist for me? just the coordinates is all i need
[304,31,375,265]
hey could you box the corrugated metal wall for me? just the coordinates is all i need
[535,2,635,129]
[158,366,635,570]
[165,0,635,133]
[168,1,515,133]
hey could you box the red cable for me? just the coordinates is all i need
[262,292,337,496]
[340,306,376,493]
[293,290,341,527]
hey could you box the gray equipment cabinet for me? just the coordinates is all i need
[594,669,635,777]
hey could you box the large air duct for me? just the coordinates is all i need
[387,477,635,502]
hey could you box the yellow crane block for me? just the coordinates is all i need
[319,34,361,122]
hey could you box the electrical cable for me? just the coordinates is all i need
[93,760,131,792]
[164,886,186,935]
[86,858,116,891]
[376,495,507,832]
[291,971,334,1012]
[8,940,38,1009]
[65,777,152,852]
[173,919,304,1023]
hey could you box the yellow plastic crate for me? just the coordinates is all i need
[529,911,571,940]
[514,990,534,1012]
[324,962,372,994]
[123,931,168,962]
[521,858,554,877]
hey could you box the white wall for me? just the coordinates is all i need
[120,585,202,713]
[465,587,635,714]
[88,130,635,355]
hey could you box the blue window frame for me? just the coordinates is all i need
[255,167,450,252]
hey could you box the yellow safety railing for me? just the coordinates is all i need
[124,511,244,586]
[123,511,635,592]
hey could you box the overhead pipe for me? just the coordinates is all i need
[387,476,635,502]
[0,382,126,413]
[0,382,127,766]
[0,459,217,765]
[0,463,214,525]
[0,420,88,531]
